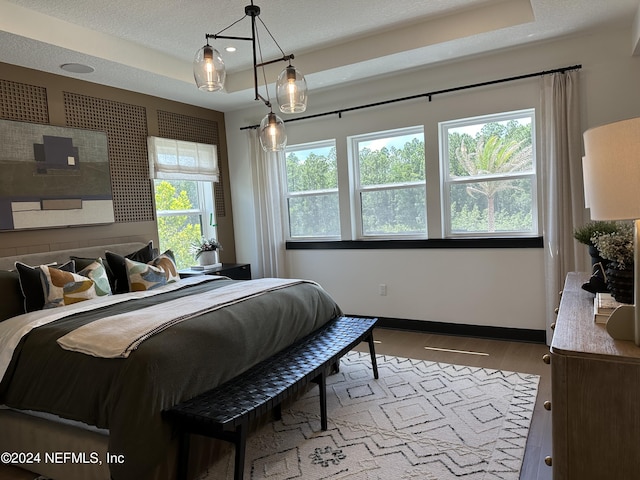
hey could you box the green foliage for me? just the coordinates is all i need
[155,180,202,269]
[289,194,340,238]
[286,138,426,237]
[285,119,534,237]
[573,221,619,246]
[359,138,425,186]
[451,201,533,233]
[286,146,340,238]
[356,138,426,235]
[286,148,338,192]
[449,118,534,233]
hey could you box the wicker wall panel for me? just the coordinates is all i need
[64,92,153,223]
[157,110,226,218]
[0,79,49,124]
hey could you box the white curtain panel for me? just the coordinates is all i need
[248,130,286,278]
[540,70,587,344]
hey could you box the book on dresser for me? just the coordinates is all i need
[593,292,622,324]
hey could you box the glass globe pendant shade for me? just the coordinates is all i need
[259,112,287,152]
[276,65,307,114]
[193,45,226,92]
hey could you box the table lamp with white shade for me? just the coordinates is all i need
[583,116,640,345]
[581,156,591,209]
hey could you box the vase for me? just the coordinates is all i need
[588,245,608,269]
[198,250,219,266]
[605,263,634,304]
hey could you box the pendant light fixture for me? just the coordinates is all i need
[193,1,308,151]
[193,42,225,92]
[276,64,307,114]
[259,111,286,152]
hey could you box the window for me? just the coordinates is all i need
[283,140,340,239]
[440,109,537,237]
[154,179,216,269]
[350,127,426,238]
[147,137,219,268]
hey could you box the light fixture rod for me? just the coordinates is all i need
[206,34,253,42]
[255,54,294,69]
[250,7,263,106]
[256,93,271,107]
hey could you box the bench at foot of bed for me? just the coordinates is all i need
[164,315,378,480]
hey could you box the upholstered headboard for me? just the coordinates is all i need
[0,242,151,322]
[0,242,147,271]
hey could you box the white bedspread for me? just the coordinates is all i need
[57,278,313,358]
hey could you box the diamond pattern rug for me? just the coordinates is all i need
[202,351,539,480]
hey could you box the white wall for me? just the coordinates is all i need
[225,26,640,336]
[287,248,545,330]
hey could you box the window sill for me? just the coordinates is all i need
[286,237,543,250]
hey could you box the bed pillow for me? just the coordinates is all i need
[77,257,112,297]
[39,265,99,309]
[105,241,154,294]
[71,255,117,292]
[0,270,25,321]
[125,250,179,292]
[150,250,180,282]
[15,260,76,312]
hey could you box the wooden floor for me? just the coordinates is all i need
[0,327,553,480]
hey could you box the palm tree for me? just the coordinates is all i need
[456,135,532,231]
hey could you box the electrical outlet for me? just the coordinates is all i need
[379,284,387,296]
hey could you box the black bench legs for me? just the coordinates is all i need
[366,330,379,380]
[177,422,248,480]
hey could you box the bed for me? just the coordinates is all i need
[0,242,342,480]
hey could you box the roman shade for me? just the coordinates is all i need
[147,136,219,182]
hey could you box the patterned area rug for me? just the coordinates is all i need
[202,351,539,480]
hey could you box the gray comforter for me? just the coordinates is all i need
[0,278,342,480]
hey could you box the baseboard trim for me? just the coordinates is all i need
[351,315,546,343]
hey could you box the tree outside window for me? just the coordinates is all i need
[284,141,340,239]
[352,127,426,238]
[154,179,215,268]
[441,110,537,236]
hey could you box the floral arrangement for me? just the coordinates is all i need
[591,222,634,268]
[573,220,619,246]
[190,237,222,260]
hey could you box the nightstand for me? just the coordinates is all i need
[179,263,251,280]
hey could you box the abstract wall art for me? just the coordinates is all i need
[0,119,114,231]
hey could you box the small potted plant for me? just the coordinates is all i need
[573,220,619,255]
[190,237,222,266]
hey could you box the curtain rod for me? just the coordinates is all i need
[240,63,582,130]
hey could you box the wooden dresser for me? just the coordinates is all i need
[550,272,640,479]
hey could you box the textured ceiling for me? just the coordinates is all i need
[0,0,639,112]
